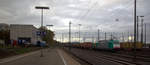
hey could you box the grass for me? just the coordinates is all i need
[0,44,41,59]
[11,47,32,54]
[0,44,12,48]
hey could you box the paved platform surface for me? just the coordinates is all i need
[0,48,80,65]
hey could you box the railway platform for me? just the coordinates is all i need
[0,48,81,65]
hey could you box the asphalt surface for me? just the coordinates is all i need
[0,48,65,65]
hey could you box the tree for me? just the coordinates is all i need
[0,30,10,45]
[38,26,55,46]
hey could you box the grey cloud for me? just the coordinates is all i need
[0,0,149,43]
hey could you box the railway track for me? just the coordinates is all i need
[93,52,140,65]
[65,48,149,65]
[117,51,150,58]
[94,50,150,62]
[83,49,141,65]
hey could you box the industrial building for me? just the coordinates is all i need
[10,24,38,45]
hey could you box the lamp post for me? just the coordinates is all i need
[35,6,49,57]
[137,16,139,42]
[35,6,49,27]
[144,23,146,47]
[46,25,53,30]
[46,25,53,51]
[140,16,144,44]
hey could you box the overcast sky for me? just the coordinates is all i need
[0,0,149,43]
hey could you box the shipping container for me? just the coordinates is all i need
[120,42,143,49]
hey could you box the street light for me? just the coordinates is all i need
[140,16,144,44]
[144,23,146,47]
[46,25,53,51]
[46,25,53,30]
[35,6,49,27]
[46,25,53,26]
[137,16,139,42]
[35,6,49,57]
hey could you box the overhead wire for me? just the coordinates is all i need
[76,0,99,22]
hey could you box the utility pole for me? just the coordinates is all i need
[69,21,71,50]
[131,33,133,43]
[83,37,85,42]
[98,29,100,41]
[84,32,88,42]
[137,16,139,42]
[140,16,144,44]
[122,32,125,42]
[76,32,78,42]
[144,24,147,47]
[133,0,137,61]
[128,31,130,42]
[62,33,64,43]
[110,32,113,40]
[78,24,81,43]
[105,32,107,40]
[92,33,94,43]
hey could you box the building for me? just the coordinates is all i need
[10,24,38,45]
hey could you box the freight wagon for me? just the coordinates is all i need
[72,42,80,48]
[80,42,92,49]
[120,42,143,50]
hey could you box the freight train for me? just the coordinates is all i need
[62,39,143,51]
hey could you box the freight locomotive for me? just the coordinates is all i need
[94,40,120,51]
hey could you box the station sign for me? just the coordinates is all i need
[36,31,46,36]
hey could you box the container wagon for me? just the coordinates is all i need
[120,42,143,50]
